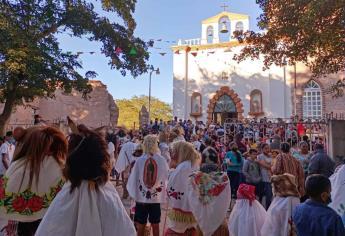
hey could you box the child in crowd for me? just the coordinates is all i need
[257,143,273,209]
[293,174,345,236]
[242,149,262,196]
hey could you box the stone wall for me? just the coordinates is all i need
[2,80,118,130]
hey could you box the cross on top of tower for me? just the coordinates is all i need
[221,3,229,12]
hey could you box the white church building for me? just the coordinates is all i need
[171,11,344,124]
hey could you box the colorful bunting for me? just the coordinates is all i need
[129,47,137,56]
[174,50,180,54]
[191,52,198,57]
[159,53,167,56]
[115,47,123,55]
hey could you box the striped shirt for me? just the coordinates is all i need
[272,153,305,196]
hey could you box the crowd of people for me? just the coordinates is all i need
[0,115,343,236]
[112,116,344,236]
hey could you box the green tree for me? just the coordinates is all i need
[234,0,344,77]
[0,0,152,134]
[117,95,172,129]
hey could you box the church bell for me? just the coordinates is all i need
[220,21,229,33]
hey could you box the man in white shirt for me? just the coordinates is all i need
[115,139,136,199]
[0,132,14,175]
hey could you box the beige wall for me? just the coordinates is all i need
[1,80,118,131]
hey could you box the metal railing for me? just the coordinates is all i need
[177,38,201,46]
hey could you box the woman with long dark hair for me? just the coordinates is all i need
[36,126,136,236]
[0,127,67,236]
[224,142,244,198]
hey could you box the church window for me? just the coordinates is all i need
[207,26,214,44]
[235,21,244,31]
[303,80,322,119]
[191,92,202,116]
[249,90,263,115]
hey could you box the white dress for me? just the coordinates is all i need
[228,199,267,236]
[35,181,136,236]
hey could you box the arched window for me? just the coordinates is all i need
[191,92,202,116]
[235,21,244,31]
[214,95,236,113]
[303,80,322,119]
[206,26,214,44]
[249,90,263,115]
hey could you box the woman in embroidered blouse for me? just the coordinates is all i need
[166,141,200,236]
[0,127,67,236]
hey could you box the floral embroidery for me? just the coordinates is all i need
[0,177,64,215]
[138,180,163,199]
[167,187,184,200]
[190,171,229,205]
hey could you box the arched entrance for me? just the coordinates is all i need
[207,86,244,124]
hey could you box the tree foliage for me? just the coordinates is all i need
[117,95,172,129]
[234,0,345,76]
[0,0,152,133]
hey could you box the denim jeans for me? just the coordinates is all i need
[227,171,241,198]
[261,182,273,209]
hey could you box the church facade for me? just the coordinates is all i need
[172,11,345,124]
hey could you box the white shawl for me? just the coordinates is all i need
[188,171,231,236]
[35,181,136,236]
[329,165,345,226]
[261,196,300,236]
[115,142,136,174]
[0,156,63,222]
[127,154,169,204]
[228,199,267,236]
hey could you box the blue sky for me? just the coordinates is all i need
[58,0,261,103]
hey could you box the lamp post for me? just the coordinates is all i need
[148,66,160,121]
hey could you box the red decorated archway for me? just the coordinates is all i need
[207,86,244,124]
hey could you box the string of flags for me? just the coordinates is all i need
[69,46,233,58]
[173,47,232,56]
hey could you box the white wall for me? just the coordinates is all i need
[173,46,292,122]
